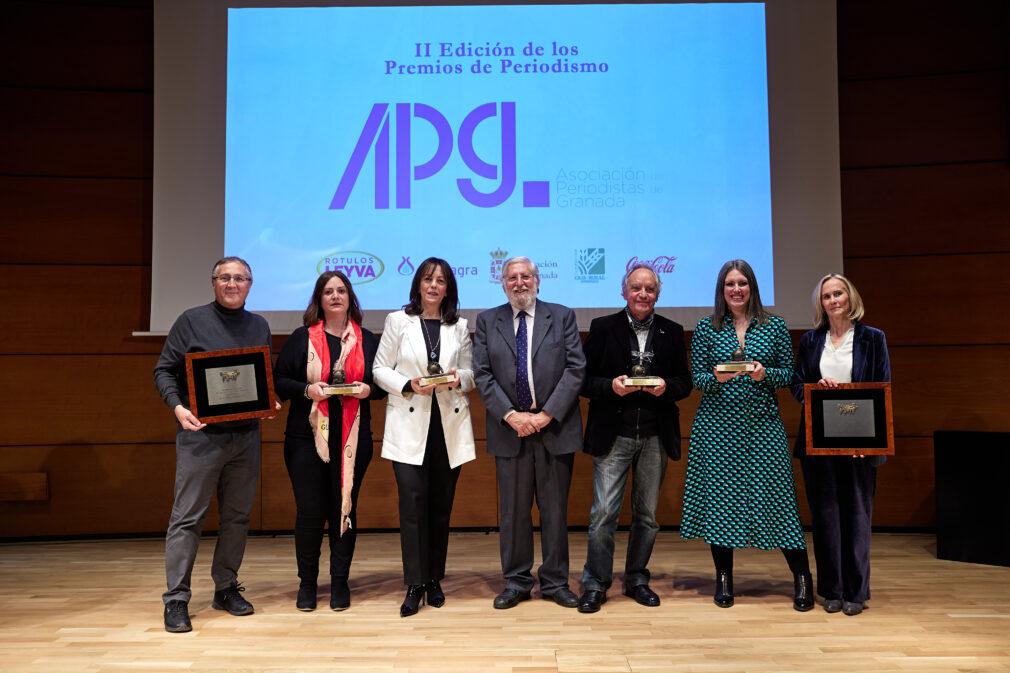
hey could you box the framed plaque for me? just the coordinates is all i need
[185,346,277,424]
[804,382,894,455]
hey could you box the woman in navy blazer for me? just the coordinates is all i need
[791,273,890,616]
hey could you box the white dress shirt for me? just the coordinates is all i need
[819,327,854,383]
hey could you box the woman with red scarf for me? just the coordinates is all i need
[274,271,385,612]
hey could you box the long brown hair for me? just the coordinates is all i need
[711,259,769,330]
[302,271,363,326]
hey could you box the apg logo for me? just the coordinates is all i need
[317,251,385,284]
[330,103,549,210]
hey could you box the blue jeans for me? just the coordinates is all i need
[582,435,666,591]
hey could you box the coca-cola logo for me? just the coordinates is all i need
[627,255,676,273]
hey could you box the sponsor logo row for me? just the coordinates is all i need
[316,250,677,284]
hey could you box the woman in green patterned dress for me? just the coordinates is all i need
[680,259,813,611]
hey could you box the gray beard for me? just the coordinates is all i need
[508,290,537,311]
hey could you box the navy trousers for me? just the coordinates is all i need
[800,456,878,603]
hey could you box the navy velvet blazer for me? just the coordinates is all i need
[790,321,891,464]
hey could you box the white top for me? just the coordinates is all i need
[819,327,854,383]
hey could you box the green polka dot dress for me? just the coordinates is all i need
[680,315,806,550]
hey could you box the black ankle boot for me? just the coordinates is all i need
[296,582,317,612]
[425,580,445,608]
[330,579,350,611]
[400,584,425,618]
[793,572,814,612]
[714,570,734,608]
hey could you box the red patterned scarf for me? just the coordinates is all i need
[307,319,364,535]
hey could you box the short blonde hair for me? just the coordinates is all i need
[812,273,865,329]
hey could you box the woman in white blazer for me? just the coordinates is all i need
[373,257,476,617]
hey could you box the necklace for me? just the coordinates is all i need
[420,318,442,373]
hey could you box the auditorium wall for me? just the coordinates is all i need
[1,0,1007,537]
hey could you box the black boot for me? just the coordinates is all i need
[425,580,446,608]
[793,572,814,612]
[296,581,317,611]
[714,570,734,608]
[400,584,425,618]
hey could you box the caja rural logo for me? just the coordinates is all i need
[330,103,549,209]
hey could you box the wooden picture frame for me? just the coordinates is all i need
[804,382,894,455]
[185,346,276,424]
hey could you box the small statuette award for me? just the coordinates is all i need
[324,366,361,396]
[625,350,662,387]
[420,360,454,387]
[716,346,756,373]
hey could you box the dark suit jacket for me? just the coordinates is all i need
[790,321,891,464]
[473,299,586,457]
[581,310,692,460]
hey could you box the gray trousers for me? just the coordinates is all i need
[495,434,574,594]
[163,424,261,604]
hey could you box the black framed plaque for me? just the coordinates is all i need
[804,382,894,455]
[185,346,276,424]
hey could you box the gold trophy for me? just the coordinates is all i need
[715,346,756,373]
[419,360,454,387]
[324,368,362,396]
[625,350,662,387]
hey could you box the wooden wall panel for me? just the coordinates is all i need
[887,346,1010,436]
[0,0,153,90]
[0,176,151,265]
[0,355,183,446]
[0,266,156,354]
[0,88,152,177]
[839,72,1007,168]
[837,0,1007,80]
[841,163,1010,258]
[841,254,1009,346]
[0,434,936,538]
[0,443,224,538]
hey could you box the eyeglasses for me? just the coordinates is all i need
[505,274,535,284]
[213,275,252,284]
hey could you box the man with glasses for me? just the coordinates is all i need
[153,256,274,632]
[473,256,586,610]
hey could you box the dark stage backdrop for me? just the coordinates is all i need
[1,0,1007,538]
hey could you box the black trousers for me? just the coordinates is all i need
[801,455,877,603]
[283,433,372,583]
[392,403,461,586]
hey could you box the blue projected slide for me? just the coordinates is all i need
[225,3,772,312]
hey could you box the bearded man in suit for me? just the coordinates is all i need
[473,256,586,610]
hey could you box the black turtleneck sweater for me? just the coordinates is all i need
[153,301,271,426]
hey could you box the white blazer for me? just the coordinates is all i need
[373,310,476,468]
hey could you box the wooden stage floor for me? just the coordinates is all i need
[1,531,1008,673]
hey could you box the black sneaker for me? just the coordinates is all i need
[164,600,192,632]
[212,582,254,616]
